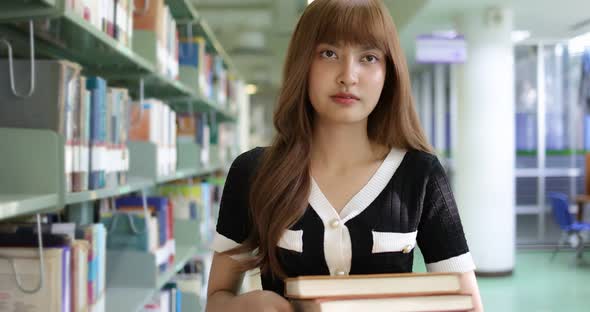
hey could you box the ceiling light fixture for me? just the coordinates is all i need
[569,31,590,55]
[246,84,258,95]
[511,30,531,43]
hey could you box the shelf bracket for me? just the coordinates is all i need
[130,77,145,125]
[0,20,36,98]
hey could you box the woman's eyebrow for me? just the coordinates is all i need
[360,45,382,52]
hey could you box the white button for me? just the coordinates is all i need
[335,270,346,276]
[330,219,340,228]
[402,244,413,254]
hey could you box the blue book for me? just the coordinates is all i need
[179,37,205,68]
[87,77,107,189]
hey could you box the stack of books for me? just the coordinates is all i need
[285,273,473,312]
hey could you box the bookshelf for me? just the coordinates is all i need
[0,1,244,311]
[0,0,238,122]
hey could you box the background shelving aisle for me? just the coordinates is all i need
[0,1,248,311]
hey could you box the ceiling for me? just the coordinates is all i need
[191,0,590,90]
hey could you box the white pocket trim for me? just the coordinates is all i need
[278,229,304,253]
[372,230,418,253]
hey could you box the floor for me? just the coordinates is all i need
[412,249,590,312]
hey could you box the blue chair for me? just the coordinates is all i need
[548,192,590,261]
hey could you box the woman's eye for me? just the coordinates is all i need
[320,50,337,58]
[362,55,379,63]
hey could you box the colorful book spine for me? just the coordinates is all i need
[87,77,107,189]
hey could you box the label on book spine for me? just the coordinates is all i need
[65,144,74,174]
[81,146,90,173]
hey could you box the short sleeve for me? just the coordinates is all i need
[417,157,476,273]
[210,148,263,254]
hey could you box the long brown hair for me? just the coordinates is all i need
[224,0,433,279]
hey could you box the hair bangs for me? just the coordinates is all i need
[314,0,389,53]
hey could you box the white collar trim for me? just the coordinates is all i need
[309,147,407,224]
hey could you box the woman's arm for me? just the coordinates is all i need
[459,271,484,312]
[206,252,293,312]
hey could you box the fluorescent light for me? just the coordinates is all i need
[308,0,314,4]
[569,31,590,55]
[432,30,460,39]
[246,84,258,95]
[511,30,531,43]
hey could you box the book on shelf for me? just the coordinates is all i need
[87,76,108,190]
[66,0,133,48]
[133,0,179,80]
[179,36,207,96]
[72,75,91,192]
[71,240,90,312]
[158,184,203,221]
[285,273,473,312]
[129,99,177,177]
[105,87,130,188]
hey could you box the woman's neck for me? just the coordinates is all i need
[311,118,388,173]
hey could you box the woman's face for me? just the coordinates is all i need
[308,42,386,125]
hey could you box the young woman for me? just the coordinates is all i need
[206,0,483,311]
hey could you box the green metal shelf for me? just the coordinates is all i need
[166,0,199,21]
[169,97,237,122]
[105,287,154,312]
[0,128,64,221]
[65,176,154,205]
[105,244,201,312]
[157,245,198,288]
[0,193,59,220]
[0,0,61,22]
[156,163,224,184]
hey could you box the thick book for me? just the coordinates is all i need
[71,240,90,312]
[291,295,473,312]
[284,273,462,299]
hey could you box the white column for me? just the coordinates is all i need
[237,80,251,152]
[434,64,446,154]
[420,70,433,143]
[454,7,515,275]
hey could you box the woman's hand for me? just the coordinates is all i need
[231,290,294,312]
